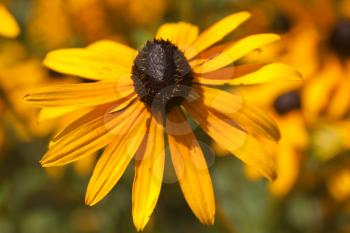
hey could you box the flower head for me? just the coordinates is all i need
[25,12,301,230]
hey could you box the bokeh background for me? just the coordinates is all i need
[1,0,350,232]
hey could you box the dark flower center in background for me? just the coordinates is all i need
[132,39,193,112]
[329,20,350,58]
[271,13,292,33]
[273,90,301,115]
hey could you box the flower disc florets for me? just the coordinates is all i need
[329,20,350,58]
[132,39,193,112]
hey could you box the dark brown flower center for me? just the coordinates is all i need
[131,39,193,112]
[271,13,292,33]
[273,90,301,115]
[329,20,350,58]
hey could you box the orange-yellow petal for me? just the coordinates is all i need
[228,63,302,85]
[49,104,113,146]
[195,63,301,86]
[132,113,165,231]
[85,105,150,206]
[185,12,251,59]
[327,77,350,119]
[166,107,215,225]
[194,86,280,141]
[302,63,340,125]
[41,101,145,167]
[184,101,277,180]
[25,80,134,108]
[193,34,280,73]
[269,142,300,197]
[43,48,132,80]
[155,22,199,52]
[39,107,80,121]
[194,64,263,85]
[0,4,20,38]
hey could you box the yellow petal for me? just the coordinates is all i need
[166,108,215,225]
[87,40,137,67]
[184,101,277,180]
[327,77,350,119]
[41,101,145,167]
[228,63,302,85]
[50,104,113,145]
[73,154,96,177]
[132,113,165,231]
[302,63,340,125]
[185,11,251,59]
[269,142,300,197]
[194,34,280,73]
[108,94,137,113]
[194,64,264,85]
[43,48,132,80]
[39,107,79,122]
[155,22,199,52]
[327,169,350,201]
[25,80,134,108]
[0,4,20,38]
[195,86,280,141]
[85,107,150,206]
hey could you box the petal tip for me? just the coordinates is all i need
[85,192,99,206]
[239,11,252,20]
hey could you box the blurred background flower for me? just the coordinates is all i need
[1,0,350,233]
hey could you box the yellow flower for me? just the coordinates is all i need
[25,12,301,230]
[0,4,20,38]
[255,0,350,125]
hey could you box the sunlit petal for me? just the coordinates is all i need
[167,108,215,224]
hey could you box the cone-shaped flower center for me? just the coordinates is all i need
[132,39,193,112]
[329,20,350,58]
[273,90,301,115]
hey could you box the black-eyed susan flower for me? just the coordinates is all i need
[25,12,301,230]
[0,3,20,38]
[251,0,350,125]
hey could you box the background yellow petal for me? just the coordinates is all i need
[327,77,350,119]
[43,48,132,80]
[194,34,280,73]
[185,11,251,59]
[155,22,199,52]
[269,142,300,197]
[166,108,215,225]
[0,4,20,38]
[39,107,79,122]
[132,113,165,231]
